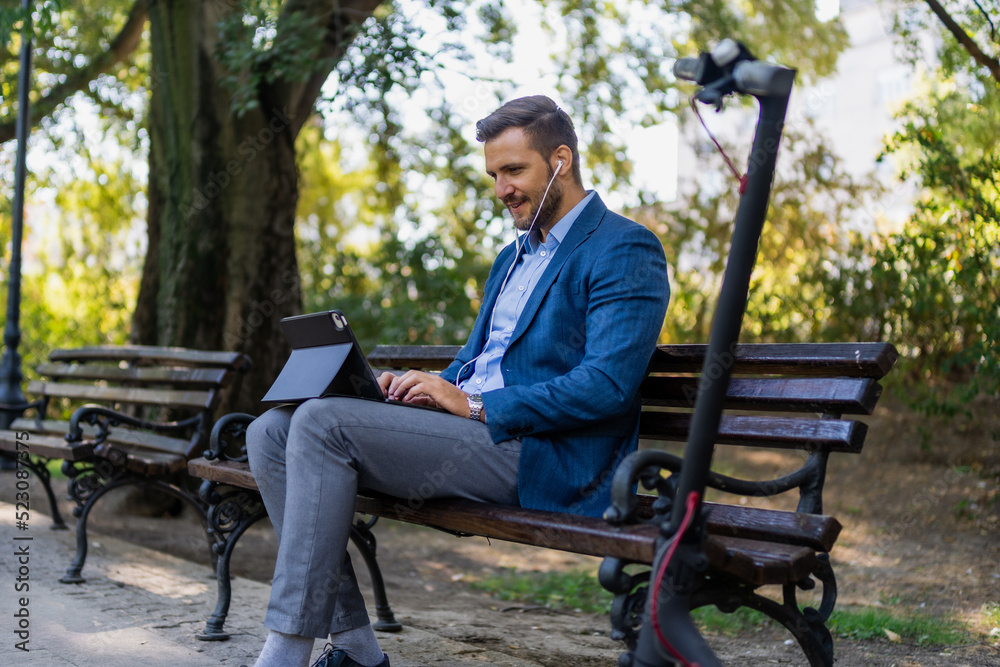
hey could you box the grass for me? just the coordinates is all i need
[468,567,612,613]
[468,568,974,646]
[984,602,1000,629]
[828,606,969,645]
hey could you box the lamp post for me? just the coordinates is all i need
[0,0,33,444]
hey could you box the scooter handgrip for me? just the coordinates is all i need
[733,61,796,97]
[673,57,701,82]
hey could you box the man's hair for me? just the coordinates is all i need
[476,95,580,182]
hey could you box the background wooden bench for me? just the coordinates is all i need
[187,341,897,666]
[0,345,250,583]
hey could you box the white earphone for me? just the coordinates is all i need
[556,159,564,174]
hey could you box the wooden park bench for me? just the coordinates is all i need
[0,345,250,583]
[186,341,897,666]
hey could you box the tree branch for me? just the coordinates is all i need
[923,0,1000,84]
[0,0,149,144]
[270,0,384,137]
[968,0,996,43]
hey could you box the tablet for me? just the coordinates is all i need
[261,310,383,403]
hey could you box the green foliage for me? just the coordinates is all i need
[0,1,64,51]
[1,0,146,136]
[823,22,1000,419]
[214,0,329,116]
[690,605,771,635]
[0,129,140,379]
[677,0,847,84]
[636,121,877,344]
[1,0,857,379]
[294,109,499,351]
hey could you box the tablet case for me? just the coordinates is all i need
[261,310,383,403]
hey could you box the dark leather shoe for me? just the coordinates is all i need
[311,644,390,667]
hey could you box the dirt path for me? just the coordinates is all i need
[22,396,1000,665]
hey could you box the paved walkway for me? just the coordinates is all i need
[0,499,557,667]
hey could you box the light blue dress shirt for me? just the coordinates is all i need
[460,191,596,394]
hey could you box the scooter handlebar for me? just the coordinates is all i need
[732,60,795,97]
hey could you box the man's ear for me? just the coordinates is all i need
[553,145,573,175]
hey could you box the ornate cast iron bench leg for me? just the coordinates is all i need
[197,481,268,641]
[195,482,403,640]
[59,458,209,584]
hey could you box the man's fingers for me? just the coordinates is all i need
[377,372,396,394]
[388,371,421,400]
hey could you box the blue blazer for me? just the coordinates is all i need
[440,194,670,517]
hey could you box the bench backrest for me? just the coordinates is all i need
[368,342,898,509]
[369,342,895,448]
[23,345,251,457]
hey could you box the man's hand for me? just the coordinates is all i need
[378,370,475,419]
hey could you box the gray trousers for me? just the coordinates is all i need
[246,396,522,638]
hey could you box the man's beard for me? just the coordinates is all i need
[507,173,563,232]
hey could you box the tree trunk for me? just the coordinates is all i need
[134,0,384,414]
[135,0,302,414]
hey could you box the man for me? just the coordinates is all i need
[244,95,670,667]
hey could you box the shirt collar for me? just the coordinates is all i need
[527,190,595,253]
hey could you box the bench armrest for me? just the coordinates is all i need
[205,412,257,462]
[66,404,204,445]
[606,449,831,525]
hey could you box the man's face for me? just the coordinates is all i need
[484,127,563,232]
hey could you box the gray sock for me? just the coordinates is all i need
[254,630,316,667]
[329,624,385,666]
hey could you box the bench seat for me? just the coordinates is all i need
[188,453,840,587]
[0,418,194,474]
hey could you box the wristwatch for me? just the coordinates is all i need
[467,393,484,422]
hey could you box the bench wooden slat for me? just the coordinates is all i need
[639,412,867,453]
[189,457,260,490]
[35,363,233,389]
[3,431,184,473]
[633,495,839,551]
[368,345,460,371]
[49,345,250,369]
[26,380,217,411]
[0,430,94,460]
[649,342,898,378]
[703,502,840,551]
[6,418,191,456]
[10,417,72,436]
[96,444,187,475]
[705,536,819,586]
[186,458,840,558]
[641,376,882,415]
[356,494,661,563]
[369,343,899,379]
